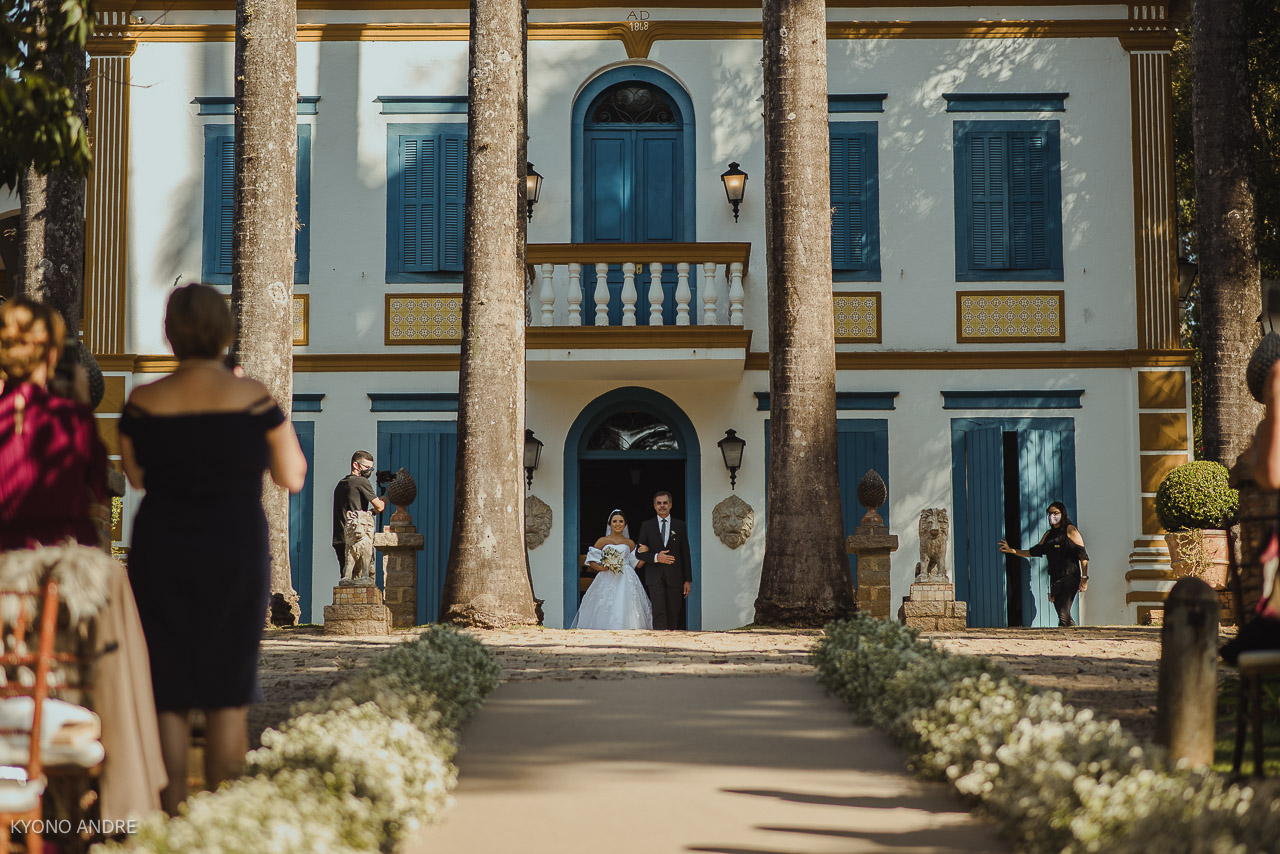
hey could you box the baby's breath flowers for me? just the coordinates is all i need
[813,614,1280,853]
[94,626,499,854]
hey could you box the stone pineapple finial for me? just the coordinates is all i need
[857,469,887,528]
[387,468,417,525]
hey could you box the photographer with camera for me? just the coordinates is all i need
[331,450,388,572]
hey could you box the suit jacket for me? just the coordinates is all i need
[636,515,692,587]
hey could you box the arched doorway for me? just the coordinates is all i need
[571,66,697,325]
[563,387,701,629]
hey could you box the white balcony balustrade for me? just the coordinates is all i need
[526,243,749,328]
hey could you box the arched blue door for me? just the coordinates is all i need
[574,69,696,324]
[563,388,702,629]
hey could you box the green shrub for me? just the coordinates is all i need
[814,614,1280,853]
[1154,460,1238,531]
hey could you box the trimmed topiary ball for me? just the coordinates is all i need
[1155,460,1239,531]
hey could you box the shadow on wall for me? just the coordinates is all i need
[0,211,18,300]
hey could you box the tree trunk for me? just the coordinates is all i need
[1193,0,1261,465]
[439,0,537,628]
[232,0,299,626]
[754,0,855,626]
[16,0,87,338]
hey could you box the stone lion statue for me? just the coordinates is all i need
[342,510,376,586]
[712,494,755,550]
[914,508,949,582]
[525,495,553,550]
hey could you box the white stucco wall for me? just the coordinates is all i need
[125,25,1137,356]
[114,10,1162,628]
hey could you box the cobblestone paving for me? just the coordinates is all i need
[254,624,1184,745]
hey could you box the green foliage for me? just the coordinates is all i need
[1154,459,1239,531]
[0,0,96,191]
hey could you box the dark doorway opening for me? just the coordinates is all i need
[577,458,686,625]
[1001,431,1023,627]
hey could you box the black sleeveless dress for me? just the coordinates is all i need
[120,399,284,711]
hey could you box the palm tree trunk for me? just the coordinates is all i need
[16,0,87,339]
[1193,0,1261,465]
[439,0,537,627]
[754,0,855,626]
[232,0,299,625]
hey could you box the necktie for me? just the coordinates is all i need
[661,518,668,545]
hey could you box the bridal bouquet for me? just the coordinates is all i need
[601,548,625,574]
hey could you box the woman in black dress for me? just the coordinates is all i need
[998,501,1089,627]
[120,284,307,813]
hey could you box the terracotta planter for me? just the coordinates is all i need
[1164,529,1229,589]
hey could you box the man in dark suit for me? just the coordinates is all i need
[635,490,692,630]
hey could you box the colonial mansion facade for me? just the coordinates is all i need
[0,1,1191,629]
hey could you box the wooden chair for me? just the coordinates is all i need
[1226,523,1280,778]
[0,568,105,854]
[0,572,62,854]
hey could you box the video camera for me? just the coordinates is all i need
[375,469,397,486]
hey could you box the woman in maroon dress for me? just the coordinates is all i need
[0,298,107,550]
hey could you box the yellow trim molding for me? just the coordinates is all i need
[956,291,1065,343]
[83,55,132,354]
[98,18,1161,57]
[113,346,1194,374]
[1128,48,1179,349]
[1137,368,1186,409]
[527,326,752,349]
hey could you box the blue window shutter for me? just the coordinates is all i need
[829,122,880,280]
[955,120,1062,281]
[968,131,1009,270]
[294,125,312,284]
[400,134,439,271]
[201,125,235,284]
[830,135,851,267]
[441,134,466,272]
[1009,130,1049,269]
[205,124,309,284]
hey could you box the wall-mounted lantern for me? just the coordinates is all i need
[524,428,544,488]
[718,428,747,490]
[720,162,748,223]
[526,162,543,222]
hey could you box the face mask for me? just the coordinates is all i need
[1048,513,1061,524]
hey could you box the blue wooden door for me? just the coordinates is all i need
[288,421,316,623]
[582,124,691,324]
[377,421,457,625]
[956,426,1007,627]
[1017,428,1079,627]
[836,420,890,587]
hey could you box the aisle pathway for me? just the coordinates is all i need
[408,629,1008,854]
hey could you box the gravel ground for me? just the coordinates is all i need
[252,624,1197,746]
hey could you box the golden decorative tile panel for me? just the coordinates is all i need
[957,291,1065,343]
[222,293,308,346]
[834,292,881,343]
[292,294,308,346]
[386,294,463,344]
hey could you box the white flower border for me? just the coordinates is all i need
[95,625,501,854]
[813,615,1280,853]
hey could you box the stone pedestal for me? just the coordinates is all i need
[373,521,425,629]
[324,583,391,635]
[899,581,968,631]
[846,526,897,618]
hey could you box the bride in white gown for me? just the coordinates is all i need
[572,509,654,630]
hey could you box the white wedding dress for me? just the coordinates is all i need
[572,543,653,630]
